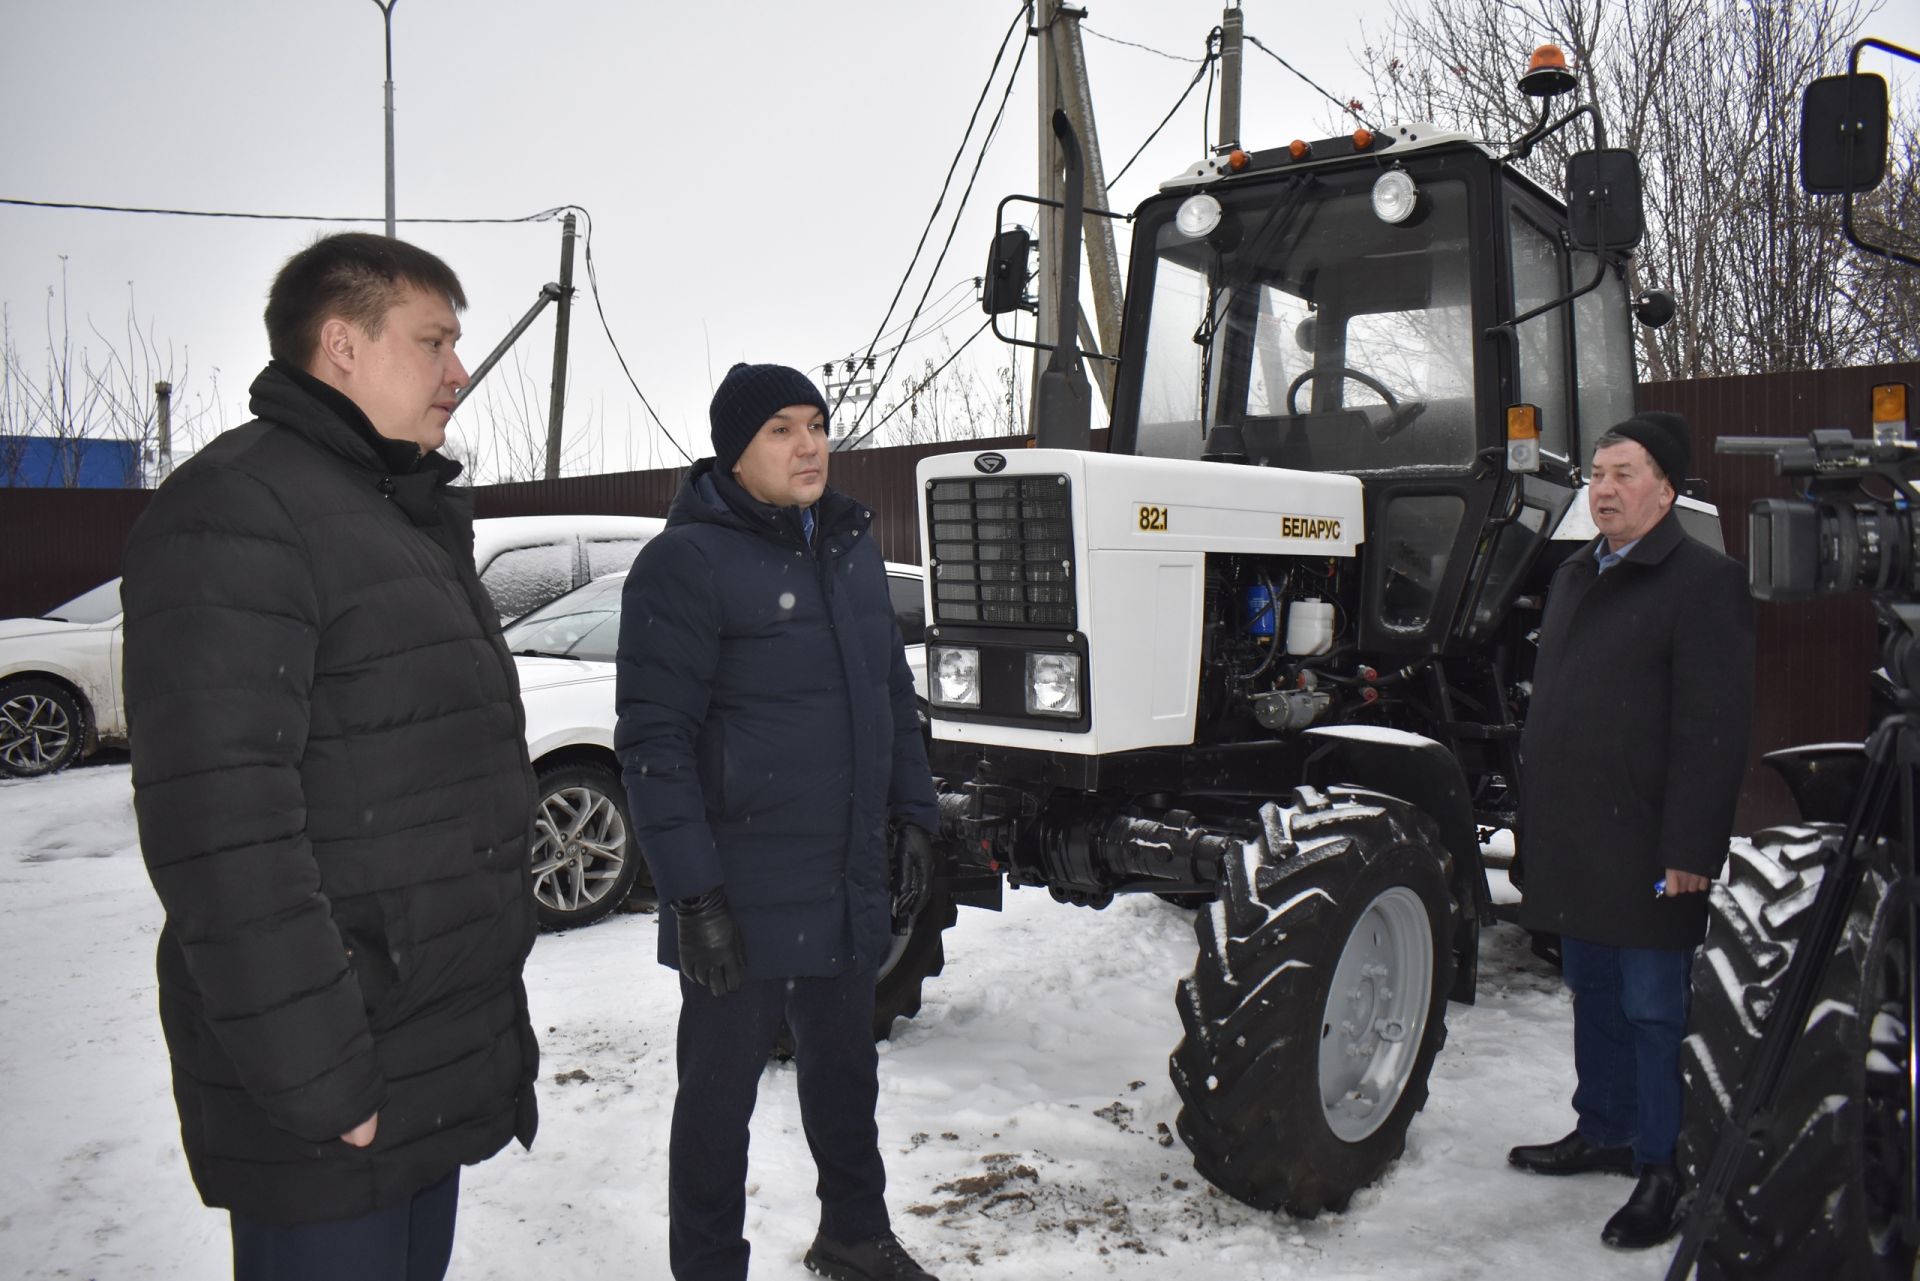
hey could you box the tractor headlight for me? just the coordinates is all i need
[1371,169,1420,224]
[1175,193,1223,239]
[1024,651,1082,717]
[930,645,981,709]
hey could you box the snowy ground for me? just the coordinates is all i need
[1,762,1672,1280]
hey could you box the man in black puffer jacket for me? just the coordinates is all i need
[123,233,539,1280]
[617,362,941,1281]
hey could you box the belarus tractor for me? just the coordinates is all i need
[906,44,1713,1215]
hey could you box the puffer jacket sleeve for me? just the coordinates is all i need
[615,534,724,904]
[884,619,940,833]
[122,463,386,1143]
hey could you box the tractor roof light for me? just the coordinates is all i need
[1352,128,1376,151]
[1519,43,1577,99]
[1289,139,1312,161]
[1175,193,1224,239]
[1371,169,1420,224]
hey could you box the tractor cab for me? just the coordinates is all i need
[1108,117,1651,656]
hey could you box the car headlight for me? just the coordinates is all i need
[1025,651,1082,717]
[1371,169,1419,224]
[930,645,981,709]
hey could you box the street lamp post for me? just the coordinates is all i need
[372,0,398,238]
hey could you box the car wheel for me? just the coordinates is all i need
[0,678,87,778]
[530,762,642,930]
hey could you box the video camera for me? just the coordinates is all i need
[1717,385,1919,602]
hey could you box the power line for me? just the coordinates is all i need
[830,1,1028,424]
[1109,41,1218,188]
[4,190,691,466]
[567,205,693,465]
[0,195,566,225]
[837,319,993,452]
[843,24,1028,446]
[1080,23,1206,64]
[1245,33,1380,132]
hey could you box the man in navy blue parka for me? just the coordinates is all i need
[615,362,942,1281]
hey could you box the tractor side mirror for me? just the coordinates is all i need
[982,227,1034,316]
[1801,73,1889,194]
[1565,149,1645,252]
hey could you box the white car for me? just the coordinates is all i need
[0,515,667,779]
[509,563,929,931]
[471,514,665,622]
[0,578,126,777]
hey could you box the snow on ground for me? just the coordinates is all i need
[1,763,1668,1280]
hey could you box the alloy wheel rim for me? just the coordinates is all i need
[0,694,72,773]
[531,785,629,914]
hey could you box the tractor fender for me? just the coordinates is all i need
[1301,725,1488,1003]
[1761,741,1867,825]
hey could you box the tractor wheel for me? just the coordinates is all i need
[872,874,957,1041]
[774,876,956,1059]
[1678,826,1914,1279]
[1170,787,1458,1215]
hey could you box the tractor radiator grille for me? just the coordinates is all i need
[925,474,1076,629]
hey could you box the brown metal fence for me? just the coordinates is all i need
[4,365,1913,828]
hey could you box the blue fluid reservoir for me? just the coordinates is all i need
[1245,584,1277,637]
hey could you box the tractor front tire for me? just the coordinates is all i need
[1171,787,1458,1215]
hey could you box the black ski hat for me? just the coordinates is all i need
[709,362,830,471]
[1606,410,1691,484]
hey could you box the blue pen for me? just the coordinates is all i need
[1654,878,1667,897]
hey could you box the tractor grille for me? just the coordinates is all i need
[926,475,1076,629]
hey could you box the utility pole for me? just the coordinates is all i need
[1218,5,1244,152]
[1031,0,1064,435]
[372,0,399,238]
[153,380,173,486]
[1052,7,1122,411]
[544,213,577,480]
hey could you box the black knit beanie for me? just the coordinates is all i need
[1605,410,1691,484]
[709,362,830,471]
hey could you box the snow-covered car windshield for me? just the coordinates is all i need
[1130,170,1475,474]
[502,573,624,663]
[44,577,123,624]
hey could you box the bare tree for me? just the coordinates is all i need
[858,336,1023,450]
[1352,0,1913,379]
[1,262,219,487]
[445,347,605,483]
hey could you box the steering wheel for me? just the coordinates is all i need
[1285,366,1428,441]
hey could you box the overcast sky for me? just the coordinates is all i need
[4,1,1916,480]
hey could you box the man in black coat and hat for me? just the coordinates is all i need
[123,233,540,1280]
[1507,411,1755,1249]
[616,362,943,1281]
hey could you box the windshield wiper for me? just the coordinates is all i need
[510,647,577,660]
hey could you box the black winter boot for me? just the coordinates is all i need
[1601,1164,1683,1249]
[1507,1129,1636,1176]
[803,1230,939,1280]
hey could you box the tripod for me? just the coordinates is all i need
[1667,602,1920,1278]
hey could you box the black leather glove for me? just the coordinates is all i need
[891,823,933,928]
[674,887,747,997]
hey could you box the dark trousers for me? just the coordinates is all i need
[1561,936,1695,1170]
[669,963,889,1281]
[230,1169,459,1281]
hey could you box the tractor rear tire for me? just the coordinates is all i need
[1678,825,1914,1279]
[1171,787,1458,1215]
